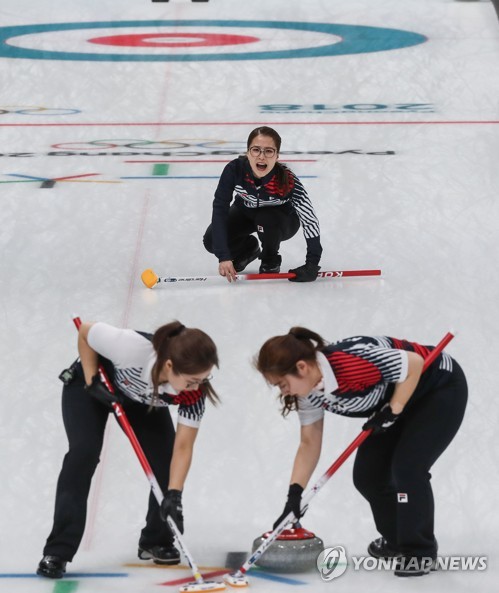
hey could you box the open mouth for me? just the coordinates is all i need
[256,162,267,172]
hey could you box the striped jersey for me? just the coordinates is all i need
[297,335,454,425]
[87,323,205,428]
[211,156,322,263]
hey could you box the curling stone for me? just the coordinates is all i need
[252,526,324,573]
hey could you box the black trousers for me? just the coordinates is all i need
[353,362,468,558]
[43,375,175,561]
[203,202,300,260]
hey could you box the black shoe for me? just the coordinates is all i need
[367,537,401,559]
[138,544,180,565]
[259,255,282,274]
[37,555,67,579]
[233,237,261,273]
[394,555,434,577]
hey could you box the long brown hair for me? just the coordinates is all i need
[246,126,291,195]
[256,327,326,416]
[151,321,219,406]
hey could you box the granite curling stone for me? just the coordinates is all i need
[252,526,324,573]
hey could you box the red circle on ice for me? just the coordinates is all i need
[88,32,260,48]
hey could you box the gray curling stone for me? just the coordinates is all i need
[252,526,324,573]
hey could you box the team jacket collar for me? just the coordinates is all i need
[315,351,339,394]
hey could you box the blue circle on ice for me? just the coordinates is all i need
[0,20,427,61]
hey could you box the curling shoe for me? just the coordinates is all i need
[367,537,401,559]
[233,237,261,273]
[394,555,434,577]
[37,555,67,579]
[138,544,180,565]
[259,255,282,274]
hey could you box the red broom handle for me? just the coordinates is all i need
[141,268,381,288]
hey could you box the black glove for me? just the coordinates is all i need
[288,263,320,282]
[273,483,304,530]
[160,489,184,534]
[363,403,400,435]
[85,374,120,409]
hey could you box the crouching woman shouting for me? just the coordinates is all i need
[37,320,219,579]
[256,327,467,577]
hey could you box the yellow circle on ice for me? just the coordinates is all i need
[141,269,159,289]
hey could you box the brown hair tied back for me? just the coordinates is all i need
[288,327,326,348]
[151,321,219,407]
[168,323,186,338]
[256,327,326,416]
